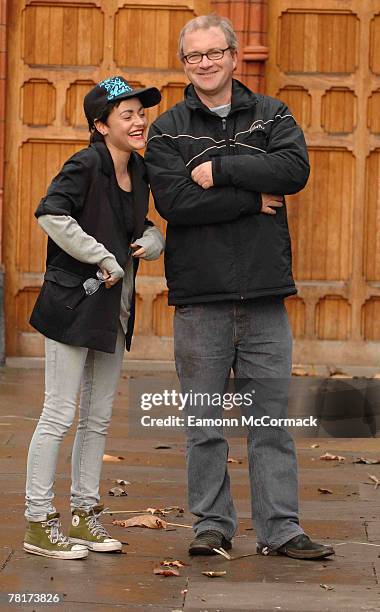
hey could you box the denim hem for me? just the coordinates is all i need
[195,524,234,541]
[268,526,305,551]
[24,513,50,522]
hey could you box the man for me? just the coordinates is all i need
[145,14,334,560]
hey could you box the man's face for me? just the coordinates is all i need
[181,26,237,98]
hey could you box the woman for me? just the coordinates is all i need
[24,76,164,559]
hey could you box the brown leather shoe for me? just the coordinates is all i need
[257,534,335,560]
[189,530,232,556]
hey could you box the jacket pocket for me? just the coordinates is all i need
[44,267,85,310]
[44,267,84,287]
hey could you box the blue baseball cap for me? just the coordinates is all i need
[84,76,161,128]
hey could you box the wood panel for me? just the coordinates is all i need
[278,11,359,74]
[4,0,210,357]
[277,86,311,129]
[362,298,380,341]
[321,88,357,134]
[315,296,350,340]
[285,296,306,339]
[21,79,56,125]
[23,4,104,66]
[114,6,191,70]
[364,149,380,281]
[266,1,380,366]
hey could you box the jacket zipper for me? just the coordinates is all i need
[222,115,244,301]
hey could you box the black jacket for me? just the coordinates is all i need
[145,79,309,305]
[30,142,151,353]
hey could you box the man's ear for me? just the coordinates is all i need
[94,119,108,136]
[231,50,238,72]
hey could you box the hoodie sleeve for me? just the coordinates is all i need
[145,122,262,227]
[212,103,310,195]
[133,222,165,261]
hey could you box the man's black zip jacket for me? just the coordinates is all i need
[145,79,310,305]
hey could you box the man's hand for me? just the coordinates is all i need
[261,193,284,215]
[191,161,214,190]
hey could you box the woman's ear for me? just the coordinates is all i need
[94,119,108,136]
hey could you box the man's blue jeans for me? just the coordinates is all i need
[174,297,304,550]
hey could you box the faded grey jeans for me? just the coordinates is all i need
[174,298,304,550]
[25,324,125,521]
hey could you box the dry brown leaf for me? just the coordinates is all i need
[353,457,380,465]
[318,488,333,495]
[115,479,131,485]
[103,454,125,462]
[311,444,320,448]
[108,486,128,497]
[113,514,167,529]
[227,458,242,464]
[320,584,334,591]
[292,367,308,376]
[368,475,380,490]
[145,506,184,516]
[202,571,226,578]
[319,452,345,462]
[160,560,188,568]
[153,567,179,577]
[328,368,349,378]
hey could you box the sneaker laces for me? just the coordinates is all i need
[42,518,70,547]
[85,507,110,538]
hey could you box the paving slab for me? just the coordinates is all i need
[183,582,380,611]
[0,367,379,611]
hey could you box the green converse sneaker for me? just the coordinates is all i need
[69,505,122,552]
[23,513,88,559]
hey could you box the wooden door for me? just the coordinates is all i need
[3,0,209,357]
[266,0,380,367]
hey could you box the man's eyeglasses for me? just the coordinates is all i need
[182,47,231,64]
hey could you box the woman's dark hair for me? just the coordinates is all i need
[89,99,122,143]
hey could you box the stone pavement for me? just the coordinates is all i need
[0,366,379,611]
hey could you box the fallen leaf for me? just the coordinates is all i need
[109,487,128,497]
[213,547,232,560]
[319,452,345,462]
[318,488,333,495]
[292,367,308,376]
[146,506,184,516]
[103,454,125,462]
[160,560,188,568]
[329,368,350,378]
[202,571,226,577]
[153,567,179,577]
[113,514,167,529]
[320,584,334,591]
[311,444,320,448]
[227,458,242,464]
[353,457,380,465]
[368,474,380,490]
[115,479,131,485]
[154,445,172,449]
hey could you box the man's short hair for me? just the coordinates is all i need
[178,14,238,59]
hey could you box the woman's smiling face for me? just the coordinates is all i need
[95,97,148,152]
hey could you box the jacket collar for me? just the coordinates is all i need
[90,141,149,239]
[184,78,259,114]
